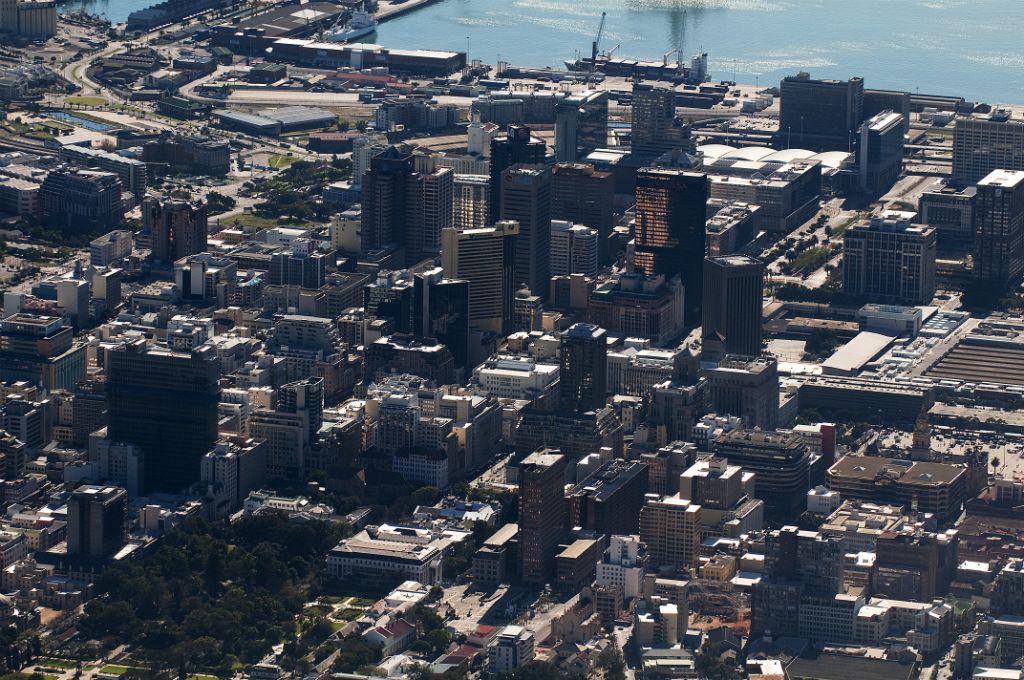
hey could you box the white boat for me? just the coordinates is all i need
[323,9,378,43]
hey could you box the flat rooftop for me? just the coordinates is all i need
[926,339,1024,386]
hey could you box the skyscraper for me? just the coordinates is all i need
[549,220,599,278]
[441,221,519,335]
[407,161,453,263]
[142,196,208,263]
[631,84,694,160]
[453,174,490,231]
[554,90,608,163]
[634,167,708,324]
[551,163,615,259]
[501,165,552,297]
[518,449,567,585]
[361,148,454,265]
[360,146,414,254]
[106,340,220,493]
[858,110,905,196]
[67,485,128,559]
[974,169,1024,289]
[559,323,607,412]
[489,124,546,224]
[702,255,765,360]
[413,267,470,369]
[778,72,864,152]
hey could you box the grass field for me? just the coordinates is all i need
[36,659,78,669]
[65,95,107,107]
[98,666,131,676]
[268,155,296,169]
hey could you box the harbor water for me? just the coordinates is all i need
[60,0,1024,104]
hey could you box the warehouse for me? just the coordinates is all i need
[211,2,344,52]
[267,38,466,76]
[258,106,336,132]
[213,109,282,136]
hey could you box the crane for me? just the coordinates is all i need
[588,11,606,84]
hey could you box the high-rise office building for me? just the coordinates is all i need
[702,255,765,360]
[858,110,905,196]
[631,84,694,159]
[269,241,327,290]
[554,90,608,163]
[413,267,470,369]
[453,174,490,231]
[59,143,147,198]
[918,183,977,256]
[250,377,324,481]
[634,167,708,324]
[489,124,546,224]
[0,313,85,392]
[106,340,220,493]
[441,220,519,335]
[713,428,810,518]
[843,211,937,304]
[751,526,846,638]
[143,196,208,263]
[704,355,779,430]
[360,146,414,254]
[279,377,323,445]
[778,72,864,152]
[361,148,454,265]
[639,494,702,572]
[568,459,649,535]
[953,110,1024,185]
[518,450,567,585]
[364,270,415,332]
[559,323,607,412]
[551,163,615,259]
[501,165,551,297]
[550,220,599,278]
[67,485,128,559]
[407,160,453,263]
[974,169,1024,289]
[39,168,123,230]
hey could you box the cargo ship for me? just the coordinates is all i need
[565,51,709,84]
[322,9,378,43]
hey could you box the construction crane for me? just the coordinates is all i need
[588,11,606,85]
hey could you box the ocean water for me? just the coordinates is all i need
[60,0,1024,104]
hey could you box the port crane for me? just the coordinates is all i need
[587,11,606,85]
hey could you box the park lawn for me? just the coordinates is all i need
[36,660,78,669]
[98,666,131,676]
[65,95,107,107]
[268,155,297,169]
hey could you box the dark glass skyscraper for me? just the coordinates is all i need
[559,323,607,412]
[361,147,414,253]
[702,255,765,361]
[634,167,708,325]
[106,340,220,493]
[489,124,546,224]
[414,268,470,369]
[501,165,552,298]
